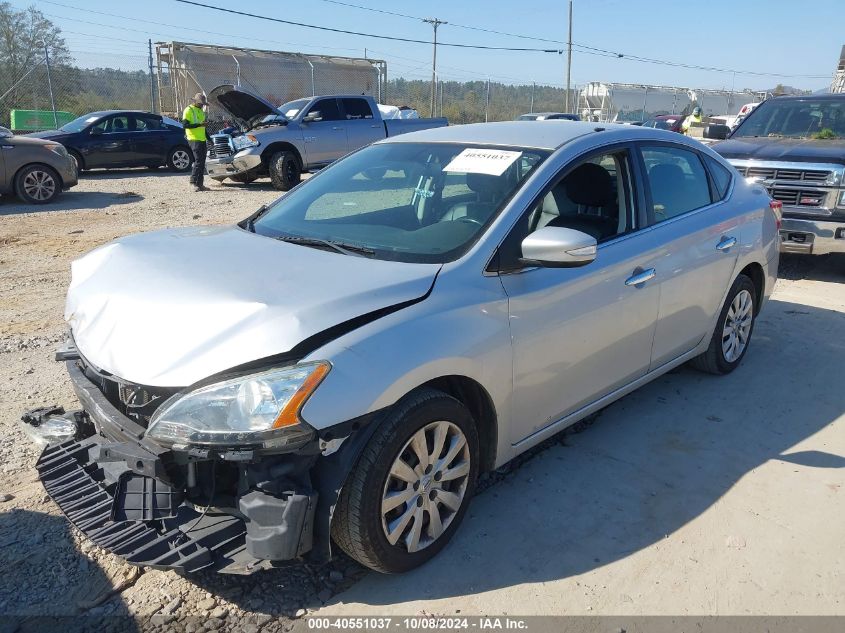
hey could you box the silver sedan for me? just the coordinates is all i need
[43,121,779,576]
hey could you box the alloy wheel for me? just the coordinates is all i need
[172,150,191,170]
[722,289,753,363]
[381,421,471,553]
[23,170,56,201]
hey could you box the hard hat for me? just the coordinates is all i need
[692,106,702,115]
[194,92,208,105]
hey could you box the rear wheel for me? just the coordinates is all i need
[167,146,192,172]
[268,151,301,191]
[15,164,61,204]
[332,389,478,573]
[690,274,756,374]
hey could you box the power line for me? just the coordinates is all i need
[37,0,363,54]
[173,0,561,53]
[314,0,829,79]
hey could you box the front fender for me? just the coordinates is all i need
[299,270,513,464]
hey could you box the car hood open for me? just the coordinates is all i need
[208,84,285,128]
[65,225,440,387]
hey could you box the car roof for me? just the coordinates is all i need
[83,110,159,118]
[381,120,691,150]
[769,93,842,101]
[654,114,683,119]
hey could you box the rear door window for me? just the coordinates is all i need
[342,98,374,120]
[640,145,712,224]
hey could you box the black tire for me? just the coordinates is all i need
[230,171,258,184]
[68,149,84,172]
[167,146,193,172]
[690,274,756,375]
[268,151,301,191]
[15,164,61,204]
[332,388,479,573]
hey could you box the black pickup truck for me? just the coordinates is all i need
[711,94,845,256]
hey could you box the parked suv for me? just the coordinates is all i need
[0,125,77,203]
[30,122,777,576]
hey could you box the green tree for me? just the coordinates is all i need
[0,3,69,124]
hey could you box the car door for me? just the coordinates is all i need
[0,138,9,189]
[85,115,134,168]
[637,143,741,369]
[300,98,348,167]
[341,98,384,151]
[498,146,662,445]
[129,114,168,166]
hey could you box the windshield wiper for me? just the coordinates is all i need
[276,235,375,257]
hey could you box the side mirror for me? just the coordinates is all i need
[89,127,103,136]
[303,111,322,123]
[704,124,730,140]
[520,226,597,268]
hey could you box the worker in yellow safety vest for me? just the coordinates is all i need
[682,106,703,135]
[182,92,208,191]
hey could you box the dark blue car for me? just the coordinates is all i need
[28,111,193,173]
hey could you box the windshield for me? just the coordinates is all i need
[517,114,539,121]
[60,114,102,133]
[733,99,845,140]
[252,142,549,263]
[279,98,309,119]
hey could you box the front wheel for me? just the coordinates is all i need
[690,274,756,375]
[15,164,61,204]
[167,146,193,172]
[332,389,479,573]
[268,151,301,191]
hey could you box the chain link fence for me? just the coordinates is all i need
[1,40,581,133]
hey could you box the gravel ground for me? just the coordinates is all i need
[1,170,843,630]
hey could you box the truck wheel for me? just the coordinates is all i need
[167,146,193,172]
[690,274,756,375]
[332,388,479,573]
[15,164,61,204]
[230,171,258,184]
[268,151,301,191]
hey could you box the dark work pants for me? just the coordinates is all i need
[189,140,207,187]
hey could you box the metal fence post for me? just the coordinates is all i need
[44,44,58,129]
[485,78,490,123]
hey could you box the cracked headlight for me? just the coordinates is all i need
[232,134,259,151]
[146,362,329,450]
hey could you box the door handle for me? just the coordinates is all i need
[332,126,343,131]
[625,268,657,287]
[716,236,737,251]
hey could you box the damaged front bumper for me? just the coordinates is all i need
[32,360,321,575]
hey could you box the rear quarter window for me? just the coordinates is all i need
[704,155,733,201]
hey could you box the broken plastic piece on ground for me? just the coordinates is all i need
[21,405,82,446]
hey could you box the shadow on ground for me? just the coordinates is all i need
[778,253,845,282]
[0,191,142,215]
[0,509,140,632]
[319,296,845,606]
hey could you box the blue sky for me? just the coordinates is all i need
[22,0,839,91]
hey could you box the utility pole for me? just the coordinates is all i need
[44,44,58,129]
[423,17,446,118]
[565,0,573,113]
[148,40,156,113]
[530,81,536,113]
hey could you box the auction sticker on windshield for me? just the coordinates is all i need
[443,148,522,176]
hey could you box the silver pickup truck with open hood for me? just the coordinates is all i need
[205,85,447,190]
[27,121,777,576]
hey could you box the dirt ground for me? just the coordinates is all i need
[0,170,843,630]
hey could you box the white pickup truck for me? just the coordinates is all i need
[205,86,448,190]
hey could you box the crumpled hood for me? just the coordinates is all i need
[66,226,440,387]
[713,137,845,165]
